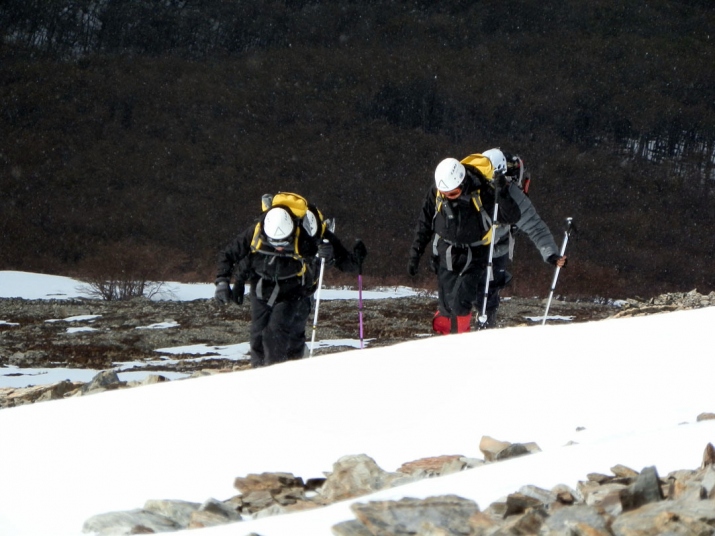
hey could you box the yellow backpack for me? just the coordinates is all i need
[250,191,328,260]
[250,192,308,259]
[460,153,496,179]
[261,192,309,218]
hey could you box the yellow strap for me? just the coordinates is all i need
[435,191,444,212]
[250,222,263,251]
[471,191,482,212]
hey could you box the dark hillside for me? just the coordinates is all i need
[1,0,714,297]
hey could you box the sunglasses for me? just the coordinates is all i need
[439,187,462,200]
[267,238,291,248]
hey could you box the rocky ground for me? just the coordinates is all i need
[1,289,713,407]
[0,292,614,371]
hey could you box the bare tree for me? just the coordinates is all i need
[75,240,187,301]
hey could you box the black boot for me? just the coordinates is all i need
[485,308,498,328]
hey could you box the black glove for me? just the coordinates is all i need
[494,171,508,190]
[318,241,334,263]
[231,283,245,305]
[408,257,419,277]
[214,280,231,305]
[353,239,367,265]
[429,255,439,274]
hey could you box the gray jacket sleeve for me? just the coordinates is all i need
[499,184,559,262]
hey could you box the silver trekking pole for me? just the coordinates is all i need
[309,219,335,358]
[477,200,500,328]
[309,254,327,357]
[541,217,574,325]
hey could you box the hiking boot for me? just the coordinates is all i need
[485,309,498,328]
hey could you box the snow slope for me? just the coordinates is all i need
[0,272,714,536]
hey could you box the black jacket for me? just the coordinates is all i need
[216,220,358,302]
[409,168,522,271]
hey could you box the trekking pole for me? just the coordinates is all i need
[541,217,574,326]
[357,257,365,349]
[309,253,327,357]
[477,200,500,328]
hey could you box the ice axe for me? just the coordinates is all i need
[541,217,575,325]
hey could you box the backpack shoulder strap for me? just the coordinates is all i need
[250,221,264,252]
[250,215,304,260]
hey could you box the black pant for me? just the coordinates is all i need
[480,254,512,316]
[437,254,511,325]
[437,264,484,318]
[249,293,312,368]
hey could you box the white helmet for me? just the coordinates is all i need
[434,158,466,192]
[302,210,318,237]
[482,148,507,176]
[263,207,294,240]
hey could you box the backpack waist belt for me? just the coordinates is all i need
[255,272,307,307]
[432,234,490,276]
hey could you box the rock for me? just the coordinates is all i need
[331,519,375,536]
[611,464,640,479]
[611,496,715,535]
[479,435,540,462]
[517,484,557,506]
[542,504,613,535]
[187,498,241,528]
[128,375,168,387]
[319,454,413,503]
[143,499,200,528]
[240,490,274,514]
[396,455,467,478]
[619,466,664,511]
[234,472,304,495]
[81,369,125,394]
[35,379,80,401]
[232,471,308,514]
[612,290,715,318]
[0,380,83,408]
[502,492,545,517]
[496,442,536,461]
[350,495,479,536]
[478,435,511,462]
[702,442,715,468]
[701,466,715,498]
[82,509,180,535]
